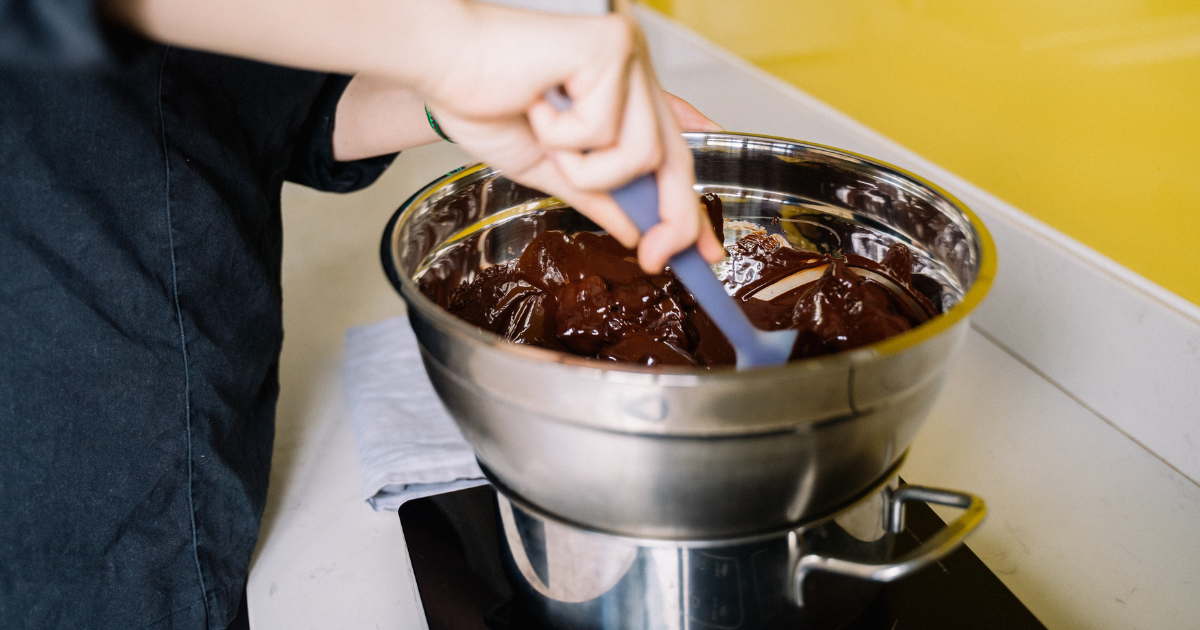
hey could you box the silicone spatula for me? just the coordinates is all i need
[544,89,797,369]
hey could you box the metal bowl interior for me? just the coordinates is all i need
[380,132,996,538]
[385,133,994,380]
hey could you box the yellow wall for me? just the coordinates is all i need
[647,0,1200,306]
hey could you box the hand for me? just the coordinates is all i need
[421,4,724,273]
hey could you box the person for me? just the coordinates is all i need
[0,0,722,627]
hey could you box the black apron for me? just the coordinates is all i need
[0,14,395,630]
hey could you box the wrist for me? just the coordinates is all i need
[333,75,441,160]
[424,104,454,143]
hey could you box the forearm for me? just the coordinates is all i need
[102,0,468,92]
[333,76,440,162]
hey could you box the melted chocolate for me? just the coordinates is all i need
[701,192,724,245]
[430,196,938,367]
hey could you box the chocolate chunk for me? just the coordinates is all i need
[556,275,613,354]
[789,257,914,358]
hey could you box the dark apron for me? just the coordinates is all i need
[0,29,394,629]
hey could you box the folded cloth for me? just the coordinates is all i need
[345,314,486,511]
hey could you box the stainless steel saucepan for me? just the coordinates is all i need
[381,132,996,539]
[492,460,985,630]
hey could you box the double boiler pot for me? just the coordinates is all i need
[383,132,995,536]
[382,132,996,626]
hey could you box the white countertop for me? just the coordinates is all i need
[247,9,1200,629]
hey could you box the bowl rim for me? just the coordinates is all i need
[381,132,997,378]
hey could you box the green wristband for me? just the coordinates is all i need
[425,104,454,143]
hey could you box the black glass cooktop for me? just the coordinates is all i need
[400,484,1045,630]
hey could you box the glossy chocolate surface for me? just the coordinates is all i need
[424,195,937,367]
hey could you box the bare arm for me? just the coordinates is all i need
[103,0,724,271]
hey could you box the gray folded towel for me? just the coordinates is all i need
[345,314,486,511]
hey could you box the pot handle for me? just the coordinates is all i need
[792,485,986,606]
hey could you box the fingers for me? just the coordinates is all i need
[637,196,724,272]
[516,158,644,248]
[663,92,724,132]
[564,190,642,248]
[693,211,726,264]
[550,62,664,191]
[635,91,709,273]
[437,105,644,248]
[533,35,716,271]
[444,96,717,273]
[525,19,633,150]
[426,6,725,271]
[636,147,697,272]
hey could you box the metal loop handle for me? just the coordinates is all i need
[792,484,986,606]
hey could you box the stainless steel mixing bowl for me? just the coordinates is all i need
[381,132,996,539]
